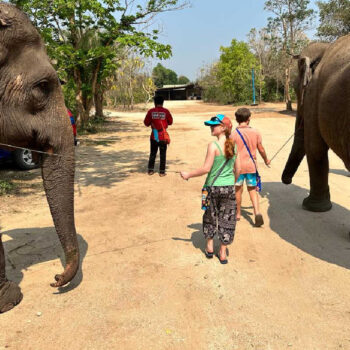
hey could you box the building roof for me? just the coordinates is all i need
[162,84,190,89]
[157,83,195,91]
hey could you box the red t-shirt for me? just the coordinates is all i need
[144,107,173,141]
[232,126,262,174]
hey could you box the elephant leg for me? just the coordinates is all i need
[303,132,332,212]
[0,234,23,313]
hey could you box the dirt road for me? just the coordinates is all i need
[0,101,349,349]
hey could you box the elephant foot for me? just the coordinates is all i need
[302,195,332,212]
[0,281,23,313]
[282,173,292,185]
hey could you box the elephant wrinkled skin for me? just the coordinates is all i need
[282,38,350,212]
[0,3,79,312]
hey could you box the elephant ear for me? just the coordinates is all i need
[0,9,12,64]
[0,8,13,28]
[299,56,312,87]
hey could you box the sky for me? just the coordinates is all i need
[151,0,320,81]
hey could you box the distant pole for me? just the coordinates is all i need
[252,68,256,105]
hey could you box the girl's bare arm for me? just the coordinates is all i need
[181,143,215,180]
[234,153,241,180]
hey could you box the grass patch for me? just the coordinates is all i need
[0,179,15,195]
[78,116,106,135]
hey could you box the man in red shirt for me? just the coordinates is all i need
[144,96,173,176]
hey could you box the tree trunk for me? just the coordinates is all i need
[285,67,292,111]
[74,59,102,128]
[73,68,93,128]
[129,75,134,110]
[259,72,262,104]
[94,85,104,119]
[73,68,84,127]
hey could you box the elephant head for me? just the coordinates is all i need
[0,3,79,288]
[282,42,330,185]
[293,43,330,111]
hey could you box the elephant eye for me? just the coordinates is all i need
[31,79,51,110]
[36,80,49,90]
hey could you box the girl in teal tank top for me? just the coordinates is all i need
[180,114,241,264]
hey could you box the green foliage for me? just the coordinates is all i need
[263,0,313,109]
[0,180,15,196]
[198,62,224,103]
[317,0,350,41]
[152,63,178,87]
[11,0,187,124]
[178,75,190,84]
[262,76,284,101]
[78,116,105,134]
[198,41,259,105]
[217,40,259,104]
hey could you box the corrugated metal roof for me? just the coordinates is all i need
[162,84,189,88]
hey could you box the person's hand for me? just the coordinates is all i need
[265,159,271,167]
[180,171,190,181]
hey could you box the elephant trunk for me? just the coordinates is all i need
[41,133,79,288]
[282,118,306,184]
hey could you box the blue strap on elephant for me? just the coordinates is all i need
[236,128,262,192]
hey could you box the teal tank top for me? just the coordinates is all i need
[204,142,237,187]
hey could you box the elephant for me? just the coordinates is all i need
[0,3,79,312]
[282,38,350,212]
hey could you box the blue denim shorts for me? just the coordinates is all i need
[235,173,257,187]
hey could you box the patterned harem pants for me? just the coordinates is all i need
[203,186,237,245]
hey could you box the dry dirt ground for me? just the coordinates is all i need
[0,101,349,350]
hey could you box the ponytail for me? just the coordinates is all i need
[224,128,235,159]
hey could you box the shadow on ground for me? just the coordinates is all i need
[261,182,350,269]
[0,165,42,197]
[2,227,88,292]
[278,109,297,117]
[76,147,184,188]
[329,168,350,177]
[75,116,184,187]
[1,116,185,191]
[172,223,230,258]
[101,116,144,133]
[173,182,350,269]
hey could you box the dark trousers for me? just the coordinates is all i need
[148,139,167,173]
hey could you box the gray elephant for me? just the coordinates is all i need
[0,3,79,312]
[282,38,350,212]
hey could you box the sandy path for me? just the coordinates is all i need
[0,101,349,349]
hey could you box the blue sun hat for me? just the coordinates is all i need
[204,114,232,131]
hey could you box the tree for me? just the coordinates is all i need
[264,0,314,110]
[247,28,268,103]
[152,63,178,87]
[12,0,189,127]
[217,39,259,104]
[106,49,156,109]
[317,0,350,41]
[198,40,259,105]
[197,62,226,103]
[178,75,190,84]
[247,27,306,102]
